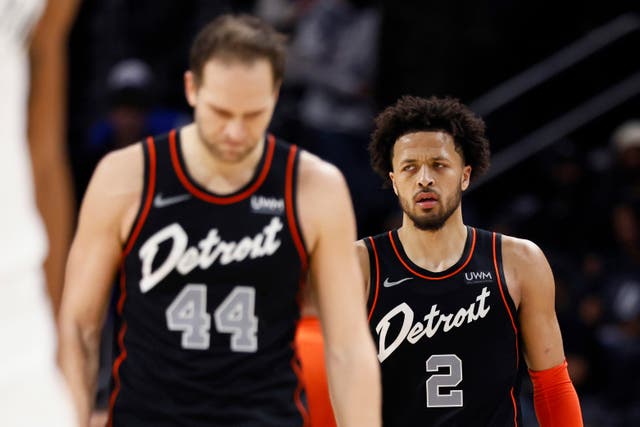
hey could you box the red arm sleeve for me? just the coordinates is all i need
[528,360,584,427]
[295,316,337,427]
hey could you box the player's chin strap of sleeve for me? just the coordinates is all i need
[528,360,584,427]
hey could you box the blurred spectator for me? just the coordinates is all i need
[67,1,236,201]
[488,120,640,426]
[286,0,379,134]
[284,0,396,237]
[254,0,308,32]
[488,140,593,253]
[609,120,640,265]
[595,278,640,427]
[583,120,640,426]
[77,58,189,197]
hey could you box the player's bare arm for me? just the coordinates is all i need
[502,236,565,369]
[502,235,583,426]
[297,151,381,427]
[301,238,370,313]
[58,143,143,427]
[28,0,81,319]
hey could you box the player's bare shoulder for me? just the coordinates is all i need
[501,234,548,268]
[295,149,353,217]
[296,149,348,190]
[296,150,354,248]
[90,143,144,196]
[501,234,553,307]
[83,141,146,243]
[355,239,369,260]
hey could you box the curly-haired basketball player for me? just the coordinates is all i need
[359,95,583,426]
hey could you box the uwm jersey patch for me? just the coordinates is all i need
[365,228,523,427]
[110,130,309,427]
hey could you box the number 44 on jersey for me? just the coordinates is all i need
[166,284,258,352]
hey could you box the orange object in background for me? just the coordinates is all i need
[295,316,337,427]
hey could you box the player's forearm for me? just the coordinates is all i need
[29,34,75,319]
[325,339,381,427]
[32,150,75,317]
[530,361,583,427]
[58,322,102,427]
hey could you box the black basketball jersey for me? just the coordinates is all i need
[365,227,523,427]
[109,129,310,426]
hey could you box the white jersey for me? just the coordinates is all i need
[0,0,48,279]
[0,1,76,425]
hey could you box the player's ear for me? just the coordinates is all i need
[184,70,197,107]
[461,165,471,191]
[272,79,282,97]
[389,172,398,196]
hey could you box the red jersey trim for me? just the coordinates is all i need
[122,137,157,257]
[493,232,520,425]
[169,129,276,205]
[285,144,310,425]
[109,136,157,426]
[291,347,311,427]
[509,387,519,427]
[108,321,128,427]
[285,145,308,271]
[367,237,381,322]
[492,232,520,368]
[388,228,477,280]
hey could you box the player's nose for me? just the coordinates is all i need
[225,119,248,142]
[417,165,434,187]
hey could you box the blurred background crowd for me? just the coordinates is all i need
[64,1,638,426]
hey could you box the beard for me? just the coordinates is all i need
[400,186,462,231]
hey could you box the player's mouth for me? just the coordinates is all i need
[224,138,245,147]
[414,191,439,209]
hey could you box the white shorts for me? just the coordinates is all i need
[0,268,76,426]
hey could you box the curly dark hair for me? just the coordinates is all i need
[369,95,490,186]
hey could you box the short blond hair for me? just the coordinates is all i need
[189,14,287,86]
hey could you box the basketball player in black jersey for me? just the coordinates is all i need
[58,15,381,427]
[357,96,583,426]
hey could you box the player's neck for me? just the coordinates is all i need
[180,124,265,194]
[397,211,467,273]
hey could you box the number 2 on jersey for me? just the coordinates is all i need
[166,284,258,352]
[426,354,463,407]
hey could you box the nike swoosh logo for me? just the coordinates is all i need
[383,277,413,287]
[153,193,191,208]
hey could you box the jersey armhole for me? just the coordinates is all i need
[121,137,157,256]
[493,232,519,315]
[285,144,309,272]
[364,236,380,322]
[492,232,521,367]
